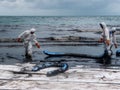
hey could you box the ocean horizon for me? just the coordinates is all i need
[0,16,120,38]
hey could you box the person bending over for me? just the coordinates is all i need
[17,28,40,60]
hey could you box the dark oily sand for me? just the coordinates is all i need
[0,32,120,90]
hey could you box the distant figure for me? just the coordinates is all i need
[109,27,118,49]
[99,22,118,55]
[17,28,40,60]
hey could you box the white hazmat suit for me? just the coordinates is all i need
[17,28,40,59]
[99,22,117,55]
[99,22,110,47]
[109,27,117,49]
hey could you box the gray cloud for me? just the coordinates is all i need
[0,0,120,15]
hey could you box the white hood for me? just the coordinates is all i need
[111,27,116,32]
[100,22,110,41]
[99,22,107,30]
[30,28,36,32]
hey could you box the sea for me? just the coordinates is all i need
[0,16,120,38]
[0,16,120,67]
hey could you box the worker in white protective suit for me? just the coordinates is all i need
[99,22,110,47]
[109,27,118,49]
[99,22,118,56]
[17,28,40,60]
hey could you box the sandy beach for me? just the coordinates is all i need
[0,64,120,90]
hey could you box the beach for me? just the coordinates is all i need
[0,16,120,90]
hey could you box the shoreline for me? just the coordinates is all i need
[0,64,120,90]
[0,31,120,89]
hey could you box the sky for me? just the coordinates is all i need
[0,0,120,16]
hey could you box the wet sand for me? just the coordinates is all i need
[0,31,120,90]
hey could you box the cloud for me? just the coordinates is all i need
[0,0,23,8]
[0,0,120,15]
[105,0,120,15]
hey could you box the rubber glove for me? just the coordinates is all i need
[98,38,103,43]
[35,43,40,48]
[17,38,21,42]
